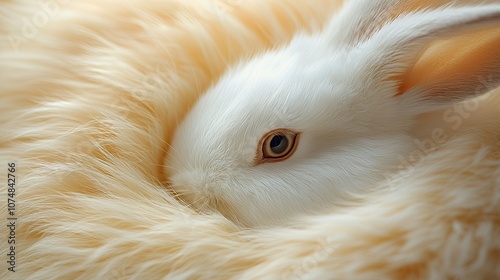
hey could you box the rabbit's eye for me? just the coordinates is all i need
[256,129,300,164]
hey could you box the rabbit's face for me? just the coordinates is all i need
[166,1,500,227]
[166,46,416,227]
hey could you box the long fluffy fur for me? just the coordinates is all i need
[1,0,499,279]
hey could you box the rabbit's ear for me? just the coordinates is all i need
[324,0,405,47]
[357,5,500,112]
[324,0,498,47]
[325,0,427,47]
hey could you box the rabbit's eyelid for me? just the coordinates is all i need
[253,129,301,166]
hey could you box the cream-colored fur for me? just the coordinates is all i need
[1,0,499,279]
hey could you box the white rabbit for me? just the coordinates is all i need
[165,0,500,227]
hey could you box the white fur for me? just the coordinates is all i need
[166,0,500,227]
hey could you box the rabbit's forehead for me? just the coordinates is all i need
[214,75,357,127]
[191,83,353,153]
[179,52,379,157]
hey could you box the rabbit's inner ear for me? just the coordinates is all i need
[351,4,500,110]
[397,26,500,99]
